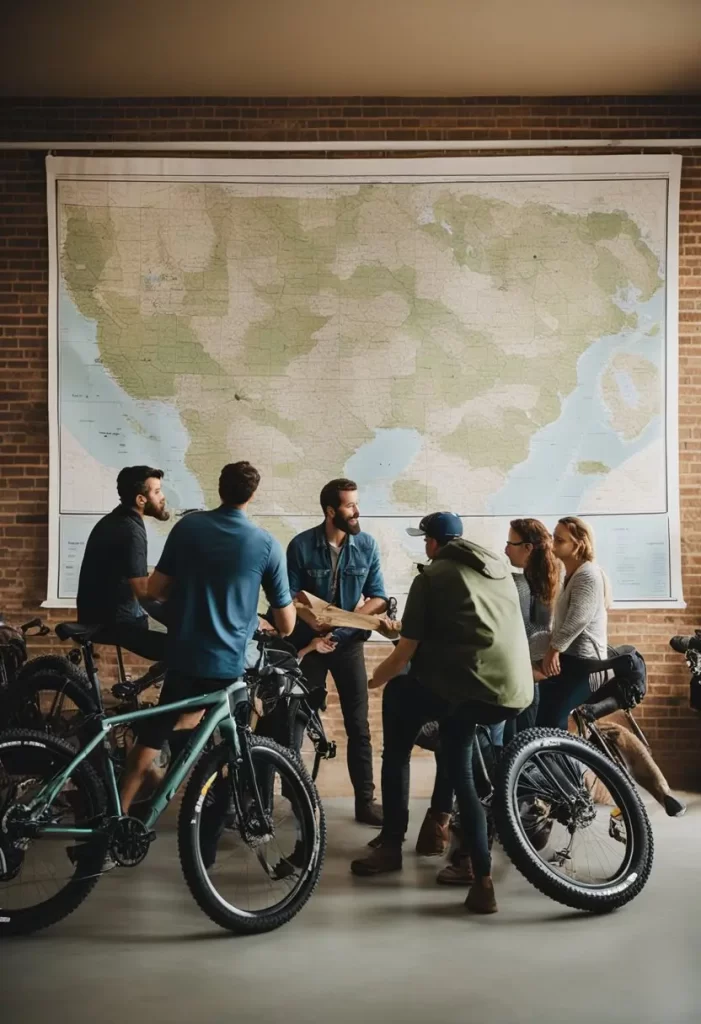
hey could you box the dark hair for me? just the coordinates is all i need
[116,466,164,507]
[510,518,560,608]
[219,461,260,506]
[319,478,357,515]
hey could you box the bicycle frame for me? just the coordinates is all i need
[21,679,248,841]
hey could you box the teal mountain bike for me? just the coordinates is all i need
[0,622,326,937]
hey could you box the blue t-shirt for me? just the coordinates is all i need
[156,507,291,679]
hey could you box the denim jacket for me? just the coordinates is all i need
[286,524,387,647]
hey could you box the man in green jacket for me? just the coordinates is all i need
[350,512,533,915]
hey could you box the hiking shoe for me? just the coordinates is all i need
[351,842,402,877]
[415,809,451,857]
[465,878,498,914]
[355,801,384,828]
[664,793,687,817]
[436,854,475,885]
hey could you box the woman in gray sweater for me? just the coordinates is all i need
[536,516,611,729]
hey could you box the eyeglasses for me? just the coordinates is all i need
[505,540,527,547]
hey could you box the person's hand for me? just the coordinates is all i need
[309,636,337,655]
[376,616,402,640]
[542,646,561,678]
[257,617,277,634]
[532,666,547,682]
[369,663,392,690]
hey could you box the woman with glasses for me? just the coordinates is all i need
[535,516,612,730]
[503,518,561,729]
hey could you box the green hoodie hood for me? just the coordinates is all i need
[432,538,508,580]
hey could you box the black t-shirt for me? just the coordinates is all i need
[76,506,148,626]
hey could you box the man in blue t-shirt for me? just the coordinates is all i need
[119,461,295,813]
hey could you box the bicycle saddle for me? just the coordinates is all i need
[55,622,103,643]
[579,645,647,717]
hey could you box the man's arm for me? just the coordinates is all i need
[271,604,296,637]
[368,573,427,689]
[129,576,150,601]
[369,638,418,689]
[123,521,150,602]
[264,538,296,637]
[356,597,387,616]
[146,570,173,603]
[360,540,387,613]
[286,537,304,599]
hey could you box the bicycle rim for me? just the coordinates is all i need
[181,739,321,924]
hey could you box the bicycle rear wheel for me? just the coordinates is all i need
[0,730,107,936]
[495,728,653,913]
[178,735,326,934]
[4,672,98,746]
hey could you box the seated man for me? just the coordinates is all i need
[119,460,296,815]
[350,512,533,915]
[76,466,171,663]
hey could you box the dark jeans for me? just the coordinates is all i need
[430,685,539,815]
[301,640,374,804]
[93,615,166,663]
[536,654,593,730]
[382,674,518,878]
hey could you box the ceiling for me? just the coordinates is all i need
[1,0,701,98]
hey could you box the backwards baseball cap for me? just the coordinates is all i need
[406,512,464,543]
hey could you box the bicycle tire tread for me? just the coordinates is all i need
[494,727,654,914]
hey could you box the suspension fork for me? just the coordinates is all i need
[219,713,273,835]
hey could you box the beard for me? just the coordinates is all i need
[333,510,360,536]
[144,500,170,522]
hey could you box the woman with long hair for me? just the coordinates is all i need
[536,515,612,730]
[505,517,560,663]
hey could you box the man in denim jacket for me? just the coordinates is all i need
[287,478,387,826]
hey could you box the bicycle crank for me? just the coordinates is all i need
[108,816,155,867]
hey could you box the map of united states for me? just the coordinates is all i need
[54,169,671,604]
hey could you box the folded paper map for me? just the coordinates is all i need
[293,591,401,636]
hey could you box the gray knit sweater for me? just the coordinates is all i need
[512,573,552,662]
[549,561,608,659]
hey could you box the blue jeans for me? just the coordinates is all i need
[536,655,593,730]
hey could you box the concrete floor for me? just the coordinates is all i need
[2,790,700,1024]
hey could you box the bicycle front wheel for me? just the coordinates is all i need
[0,729,107,937]
[178,735,326,934]
[495,728,653,913]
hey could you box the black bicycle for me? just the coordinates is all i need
[669,630,701,711]
[3,626,166,767]
[245,630,337,781]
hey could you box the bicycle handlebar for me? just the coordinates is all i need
[21,619,51,637]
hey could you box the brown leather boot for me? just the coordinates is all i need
[350,842,402,877]
[436,853,475,885]
[415,810,451,857]
[465,877,498,914]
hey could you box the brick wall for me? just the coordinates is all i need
[1,96,700,789]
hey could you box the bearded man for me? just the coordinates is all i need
[76,465,171,662]
[286,478,387,826]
